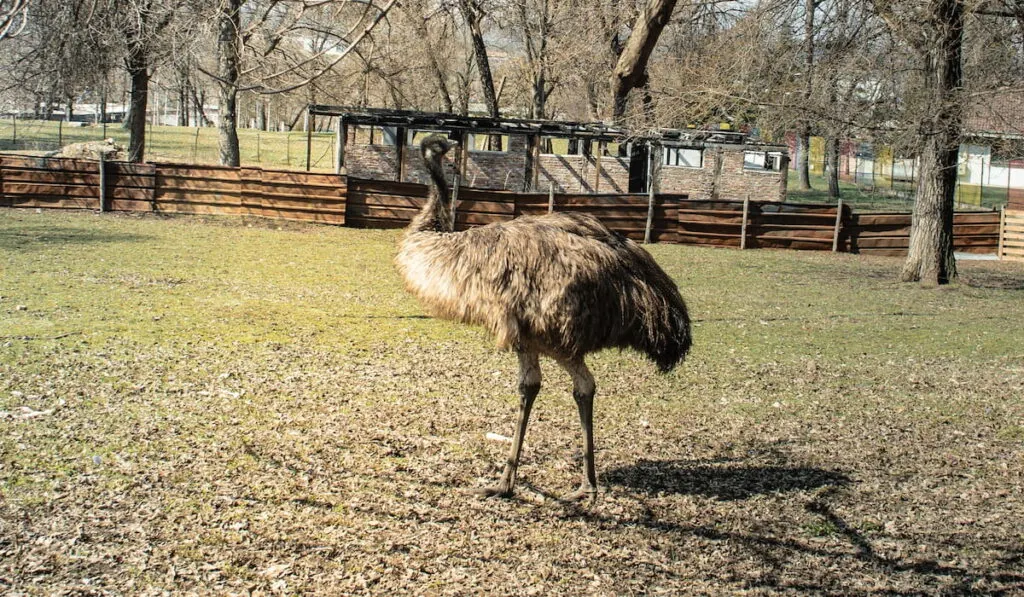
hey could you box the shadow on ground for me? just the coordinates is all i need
[0,224,150,251]
[961,271,1024,290]
[604,459,851,500]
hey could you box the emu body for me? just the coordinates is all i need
[395,135,691,499]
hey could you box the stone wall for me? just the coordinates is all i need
[659,146,785,202]
[346,134,528,190]
[537,154,631,193]
[343,132,785,200]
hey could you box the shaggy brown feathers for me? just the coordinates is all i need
[397,136,691,370]
[398,212,691,370]
[394,134,691,499]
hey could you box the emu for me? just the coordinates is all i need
[395,135,691,500]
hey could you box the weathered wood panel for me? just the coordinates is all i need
[678,199,848,250]
[240,167,346,224]
[849,211,1000,255]
[0,159,1003,255]
[0,155,101,209]
[1001,209,1024,262]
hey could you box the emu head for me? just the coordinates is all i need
[420,135,458,163]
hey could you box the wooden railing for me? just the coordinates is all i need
[0,154,1003,256]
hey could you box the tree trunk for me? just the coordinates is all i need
[459,0,501,148]
[126,53,149,163]
[826,136,841,198]
[900,0,963,285]
[798,0,816,190]
[217,0,242,167]
[255,100,267,131]
[610,0,678,121]
[798,128,812,190]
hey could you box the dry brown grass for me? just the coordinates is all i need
[2,209,1023,595]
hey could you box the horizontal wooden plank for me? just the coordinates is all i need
[244,202,347,216]
[154,189,241,202]
[4,183,98,198]
[109,199,155,212]
[247,193,345,206]
[155,176,240,193]
[152,202,245,216]
[155,162,244,174]
[0,155,99,173]
[0,158,155,177]
[245,208,345,225]
[2,170,101,185]
[953,213,1001,224]
[347,178,428,196]
[345,216,408,229]
[7,197,98,209]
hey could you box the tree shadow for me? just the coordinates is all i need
[960,271,1024,290]
[604,458,851,500]
[0,224,150,252]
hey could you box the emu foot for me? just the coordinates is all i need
[564,485,598,503]
[466,484,515,499]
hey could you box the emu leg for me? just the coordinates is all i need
[473,351,540,498]
[560,358,597,501]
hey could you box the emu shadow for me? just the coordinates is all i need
[605,459,850,500]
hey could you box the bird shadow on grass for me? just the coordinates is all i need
[0,224,151,252]
[603,459,851,501]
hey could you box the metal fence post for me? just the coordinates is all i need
[450,173,460,229]
[98,155,107,213]
[644,182,656,244]
[832,197,844,252]
[740,195,750,250]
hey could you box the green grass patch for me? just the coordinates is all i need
[2,210,1023,594]
[0,119,337,171]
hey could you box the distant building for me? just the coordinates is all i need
[311,106,789,202]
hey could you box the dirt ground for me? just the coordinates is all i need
[2,211,1023,595]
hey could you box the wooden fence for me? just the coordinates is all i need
[0,154,1004,256]
[1000,209,1024,262]
[0,155,347,225]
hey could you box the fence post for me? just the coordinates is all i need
[450,173,460,229]
[644,182,656,244]
[304,108,312,172]
[335,117,345,174]
[998,205,1006,259]
[740,195,750,250]
[98,155,107,213]
[832,197,844,252]
[548,182,554,214]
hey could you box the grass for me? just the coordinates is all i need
[0,118,338,171]
[786,170,1010,212]
[3,119,1014,213]
[3,209,1023,594]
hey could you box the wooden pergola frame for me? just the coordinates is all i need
[304,105,784,193]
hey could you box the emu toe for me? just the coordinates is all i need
[565,485,598,503]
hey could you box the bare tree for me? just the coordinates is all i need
[610,0,677,122]
[0,0,28,40]
[205,0,398,166]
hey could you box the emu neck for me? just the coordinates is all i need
[408,157,453,234]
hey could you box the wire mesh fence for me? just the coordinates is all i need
[0,117,338,172]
